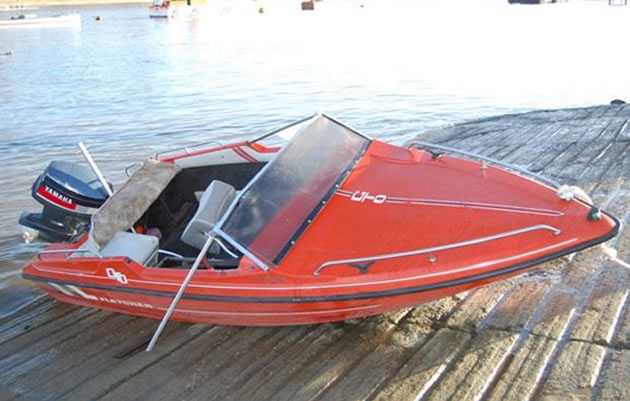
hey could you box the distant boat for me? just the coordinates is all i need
[0,13,80,27]
[0,5,39,11]
[149,0,205,18]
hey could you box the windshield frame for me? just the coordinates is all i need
[212,114,372,271]
[248,114,318,145]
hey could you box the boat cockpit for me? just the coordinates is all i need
[72,114,371,272]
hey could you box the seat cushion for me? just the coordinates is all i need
[91,159,181,248]
[181,180,236,251]
[101,232,159,265]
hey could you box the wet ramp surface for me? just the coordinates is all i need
[2,104,630,401]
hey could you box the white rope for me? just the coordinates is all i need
[557,185,593,204]
[555,185,628,268]
[601,244,630,269]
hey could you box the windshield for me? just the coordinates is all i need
[220,115,370,267]
[250,115,316,148]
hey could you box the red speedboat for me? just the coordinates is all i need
[22,115,619,327]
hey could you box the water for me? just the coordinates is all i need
[0,0,628,317]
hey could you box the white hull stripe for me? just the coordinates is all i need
[47,282,98,300]
[67,285,98,300]
[49,282,74,297]
[336,189,563,216]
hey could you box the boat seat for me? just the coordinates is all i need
[101,232,159,265]
[195,189,241,201]
[72,231,159,266]
[181,180,236,252]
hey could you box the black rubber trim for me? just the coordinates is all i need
[23,211,620,304]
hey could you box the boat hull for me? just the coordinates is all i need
[149,4,202,18]
[20,118,620,326]
[0,14,80,27]
[148,7,169,18]
[17,273,538,326]
[22,216,617,326]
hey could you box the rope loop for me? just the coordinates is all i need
[557,185,593,204]
[601,244,630,269]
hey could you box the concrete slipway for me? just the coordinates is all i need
[1,104,629,401]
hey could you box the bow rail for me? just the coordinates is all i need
[406,140,561,190]
[313,224,562,276]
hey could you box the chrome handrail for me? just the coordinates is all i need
[124,162,142,177]
[313,224,561,276]
[406,140,561,190]
[37,248,102,259]
[158,249,185,258]
[213,227,270,271]
[214,237,239,259]
[155,140,222,160]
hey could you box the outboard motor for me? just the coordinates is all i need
[19,161,111,242]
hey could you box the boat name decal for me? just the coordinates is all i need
[350,191,387,204]
[44,282,152,309]
[106,267,128,284]
[98,297,153,309]
[337,189,563,217]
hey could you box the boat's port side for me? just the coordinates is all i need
[138,162,266,267]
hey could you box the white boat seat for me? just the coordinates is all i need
[195,189,241,201]
[181,180,236,252]
[101,232,159,265]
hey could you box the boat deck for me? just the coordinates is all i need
[2,104,630,401]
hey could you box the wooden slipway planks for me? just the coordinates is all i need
[1,104,629,401]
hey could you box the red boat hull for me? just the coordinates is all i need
[22,133,619,326]
[24,276,513,326]
[22,230,615,326]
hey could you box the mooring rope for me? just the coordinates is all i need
[557,184,594,203]
[556,185,629,269]
[601,244,630,269]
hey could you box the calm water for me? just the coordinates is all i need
[0,0,628,316]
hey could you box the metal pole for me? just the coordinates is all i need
[78,141,137,233]
[77,142,114,197]
[146,233,215,352]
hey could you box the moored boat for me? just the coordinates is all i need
[149,0,205,18]
[21,115,619,330]
[0,13,80,27]
[0,6,39,11]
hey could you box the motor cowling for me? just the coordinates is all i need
[19,161,111,242]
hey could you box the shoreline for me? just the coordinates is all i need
[1,0,143,7]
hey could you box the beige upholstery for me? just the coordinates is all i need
[91,159,181,248]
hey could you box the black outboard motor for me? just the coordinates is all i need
[19,161,111,242]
